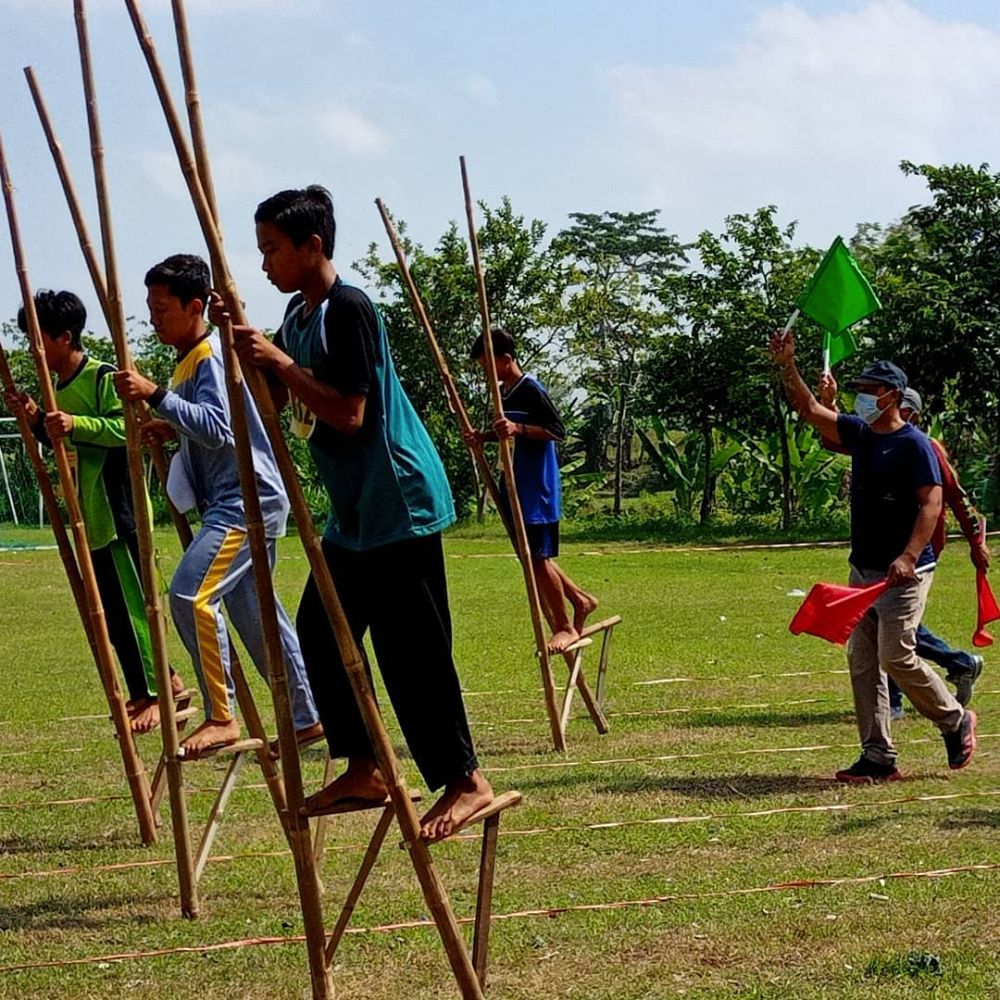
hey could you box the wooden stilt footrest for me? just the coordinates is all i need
[304,788,422,819]
[560,636,593,655]
[400,790,523,849]
[577,614,622,640]
[177,738,264,761]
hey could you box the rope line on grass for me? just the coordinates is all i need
[4,788,998,885]
[2,860,998,975]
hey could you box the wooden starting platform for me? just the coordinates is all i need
[558,614,622,742]
[306,786,523,992]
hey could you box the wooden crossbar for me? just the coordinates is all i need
[557,615,623,740]
[319,789,523,989]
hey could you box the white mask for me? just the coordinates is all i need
[853,392,884,425]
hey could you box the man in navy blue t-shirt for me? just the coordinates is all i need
[771,331,976,783]
[467,328,598,653]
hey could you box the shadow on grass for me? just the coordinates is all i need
[515,770,836,798]
[0,895,159,932]
[660,708,856,730]
[0,833,134,855]
[937,808,1000,830]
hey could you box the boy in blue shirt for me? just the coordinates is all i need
[227,186,491,840]
[114,254,320,757]
[467,328,598,653]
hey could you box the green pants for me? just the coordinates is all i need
[91,534,157,700]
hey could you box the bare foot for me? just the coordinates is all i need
[302,758,388,814]
[548,627,580,654]
[169,670,186,699]
[269,721,325,760]
[130,698,161,734]
[125,698,141,718]
[180,717,241,758]
[571,592,599,633]
[419,770,493,842]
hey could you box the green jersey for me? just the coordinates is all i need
[37,356,145,551]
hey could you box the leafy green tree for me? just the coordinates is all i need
[859,161,1000,513]
[642,207,814,526]
[553,211,686,515]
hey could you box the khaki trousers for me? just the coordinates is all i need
[847,564,964,766]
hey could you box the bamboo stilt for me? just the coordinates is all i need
[124,3,486,994]
[25,61,191,548]
[0,348,98,662]
[26,56,295,915]
[73,0,193,905]
[218,316,332,998]
[0,125,158,846]
[459,156,564,752]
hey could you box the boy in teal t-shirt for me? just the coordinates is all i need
[223,185,492,841]
[5,290,184,732]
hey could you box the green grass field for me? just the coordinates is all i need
[1,527,998,999]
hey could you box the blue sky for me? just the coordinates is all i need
[1,0,999,337]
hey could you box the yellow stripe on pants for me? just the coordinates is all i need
[194,528,246,721]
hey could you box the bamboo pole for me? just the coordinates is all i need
[72,0,190,889]
[459,155,564,752]
[0,346,98,662]
[0,124,158,846]
[374,197,512,544]
[124,3,486,995]
[218,315,332,997]
[24,55,296,911]
[22,65,194,551]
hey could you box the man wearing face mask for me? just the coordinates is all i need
[817,378,987,717]
[770,329,976,783]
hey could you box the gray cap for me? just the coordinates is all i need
[901,387,923,413]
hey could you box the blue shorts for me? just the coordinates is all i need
[525,521,559,560]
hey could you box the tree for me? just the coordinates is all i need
[554,211,686,515]
[642,207,813,526]
[860,161,1000,514]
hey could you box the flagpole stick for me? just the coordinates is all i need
[374,196,513,544]
[459,155,564,752]
[73,0,196,898]
[23,63,192,547]
[123,5,487,995]
[0,123,158,847]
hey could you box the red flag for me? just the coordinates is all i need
[973,570,999,647]
[973,519,999,646]
[789,578,888,645]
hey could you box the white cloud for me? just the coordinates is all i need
[315,107,391,155]
[134,148,189,200]
[463,73,501,107]
[609,0,1000,239]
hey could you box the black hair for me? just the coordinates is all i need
[470,326,516,361]
[254,185,336,259]
[144,254,211,313]
[17,290,87,348]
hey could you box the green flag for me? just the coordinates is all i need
[797,236,880,367]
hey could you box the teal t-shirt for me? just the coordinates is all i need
[274,278,455,550]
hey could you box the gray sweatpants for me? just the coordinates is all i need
[847,564,964,766]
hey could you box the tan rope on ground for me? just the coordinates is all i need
[2,860,998,974]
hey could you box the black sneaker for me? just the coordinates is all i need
[835,756,902,784]
[944,709,977,770]
[952,656,984,708]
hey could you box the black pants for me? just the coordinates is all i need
[296,532,479,791]
[90,532,152,702]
